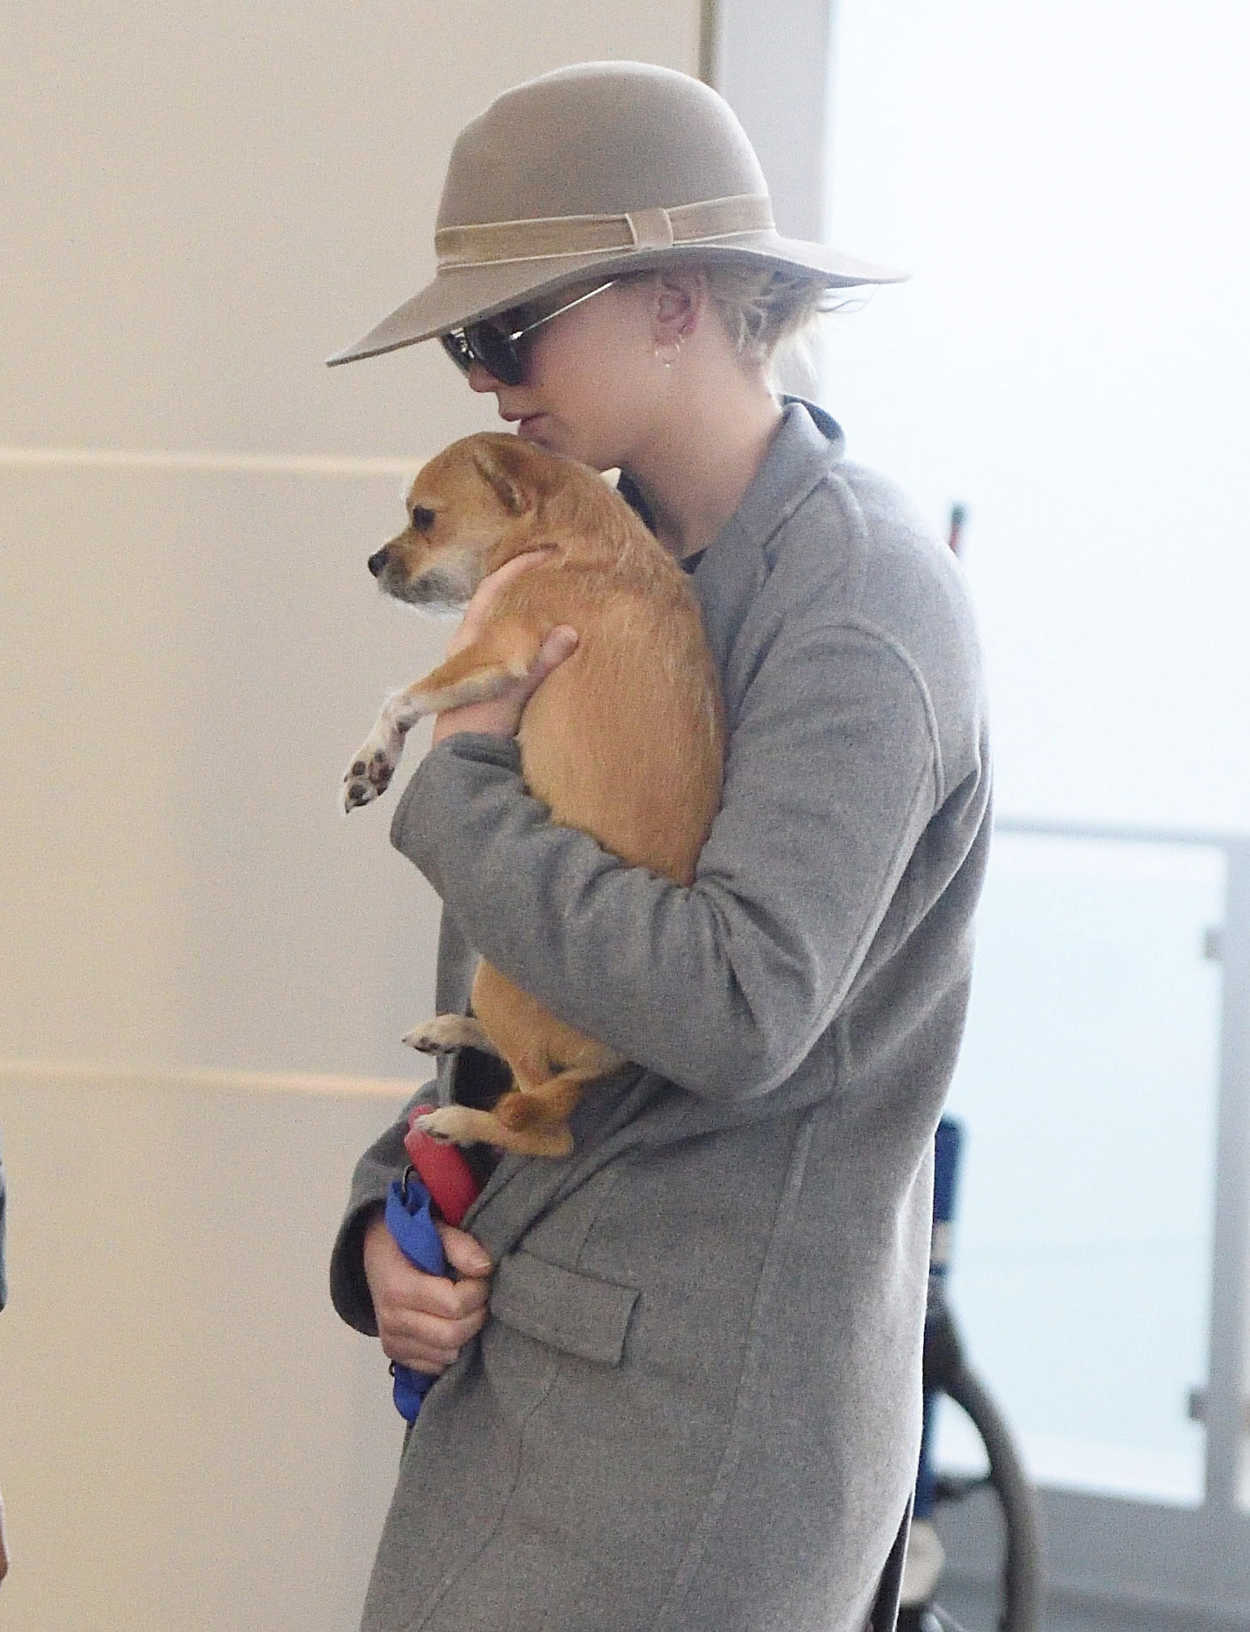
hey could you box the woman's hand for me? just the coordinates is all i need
[432,551,578,744]
[362,1207,493,1376]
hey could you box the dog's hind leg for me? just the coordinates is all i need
[413,1095,578,1159]
[402,1014,498,1056]
[414,1060,608,1157]
[415,1034,618,1155]
[493,1061,606,1135]
[411,963,620,1156]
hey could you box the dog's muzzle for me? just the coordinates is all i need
[367,547,390,578]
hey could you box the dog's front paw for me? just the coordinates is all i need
[342,728,401,812]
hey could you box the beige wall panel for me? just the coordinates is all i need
[0,1066,409,1632]
[3,1,701,462]
[1,5,704,1625]
[2,459,456,1080]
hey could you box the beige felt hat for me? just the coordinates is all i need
[327,61,905,367]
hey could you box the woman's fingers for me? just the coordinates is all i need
[431,621,578,744]
[437,1221,494,1278]
[528,624,580,683]
[446,548,555,655]
[362,1209,493,1375]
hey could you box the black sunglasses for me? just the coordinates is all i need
[439,279,619,386]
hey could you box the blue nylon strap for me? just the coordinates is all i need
[384,1173,447,1422]
[915,1118,965,1519]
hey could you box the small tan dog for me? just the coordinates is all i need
[343,432,723,1157]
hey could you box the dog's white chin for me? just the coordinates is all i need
[391,553,479,616]
[389,575,474,617]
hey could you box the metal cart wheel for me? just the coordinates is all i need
[902,1117,1045,1632]
[920,1307,1045,1632]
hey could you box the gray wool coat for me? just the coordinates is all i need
[330,400,992,1632]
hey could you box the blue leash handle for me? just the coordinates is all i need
[383,1123,485,1422]
[384,1169,447,1423]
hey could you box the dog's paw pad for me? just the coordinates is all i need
[402,1026,440,1054]
[342,775,377,812]
[412,1106,475,1146]
[403,1017,463,1054]
[410,1114,452,1145]
[342,742,397,811]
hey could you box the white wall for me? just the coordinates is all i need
[0,5,701,1627]
[821,0,1250,836]
[814,3,1250,1616]
[3,0,702,1079]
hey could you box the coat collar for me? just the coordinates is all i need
[685,398,846,680]
[617,396,845,563]
[714,395,845,566]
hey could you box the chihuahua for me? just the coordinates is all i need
[343,433,723,1157]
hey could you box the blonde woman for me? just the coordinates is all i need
[328,62,990,1632]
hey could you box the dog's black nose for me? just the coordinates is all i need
[367,547,389,578]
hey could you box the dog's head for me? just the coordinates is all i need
[367,433,564,612]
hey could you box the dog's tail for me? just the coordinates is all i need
[494,1058,614,1134]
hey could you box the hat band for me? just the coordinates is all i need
[435,193,775,271]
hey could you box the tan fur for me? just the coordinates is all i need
[344,433,724,1157]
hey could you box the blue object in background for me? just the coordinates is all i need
[384,1171,446,1422]
[915,1116,964,1519]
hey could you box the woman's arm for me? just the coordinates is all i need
[392,617,941,1100]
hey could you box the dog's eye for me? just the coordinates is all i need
[410,505,435,531]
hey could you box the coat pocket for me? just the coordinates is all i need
[489,1249,639,1365]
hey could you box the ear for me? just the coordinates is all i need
[470,439,534,516]
[651,268,706,347]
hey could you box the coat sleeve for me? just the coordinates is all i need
[328,1087,437,1334]
[390,617,941,1102]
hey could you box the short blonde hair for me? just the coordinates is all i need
[701,263,860,378]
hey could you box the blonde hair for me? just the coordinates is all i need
[700,262,864,379]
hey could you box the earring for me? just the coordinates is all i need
[655,338,682,369]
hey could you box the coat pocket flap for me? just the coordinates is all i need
[490,1250,639,1366]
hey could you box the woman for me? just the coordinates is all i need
[327,62,990,1632]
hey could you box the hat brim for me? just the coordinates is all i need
[325,237,907,367]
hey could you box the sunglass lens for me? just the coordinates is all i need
[465,321,523,386]
[440,331,474,375]
[440,322,524,385]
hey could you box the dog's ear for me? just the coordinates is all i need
[470,440,534,517]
